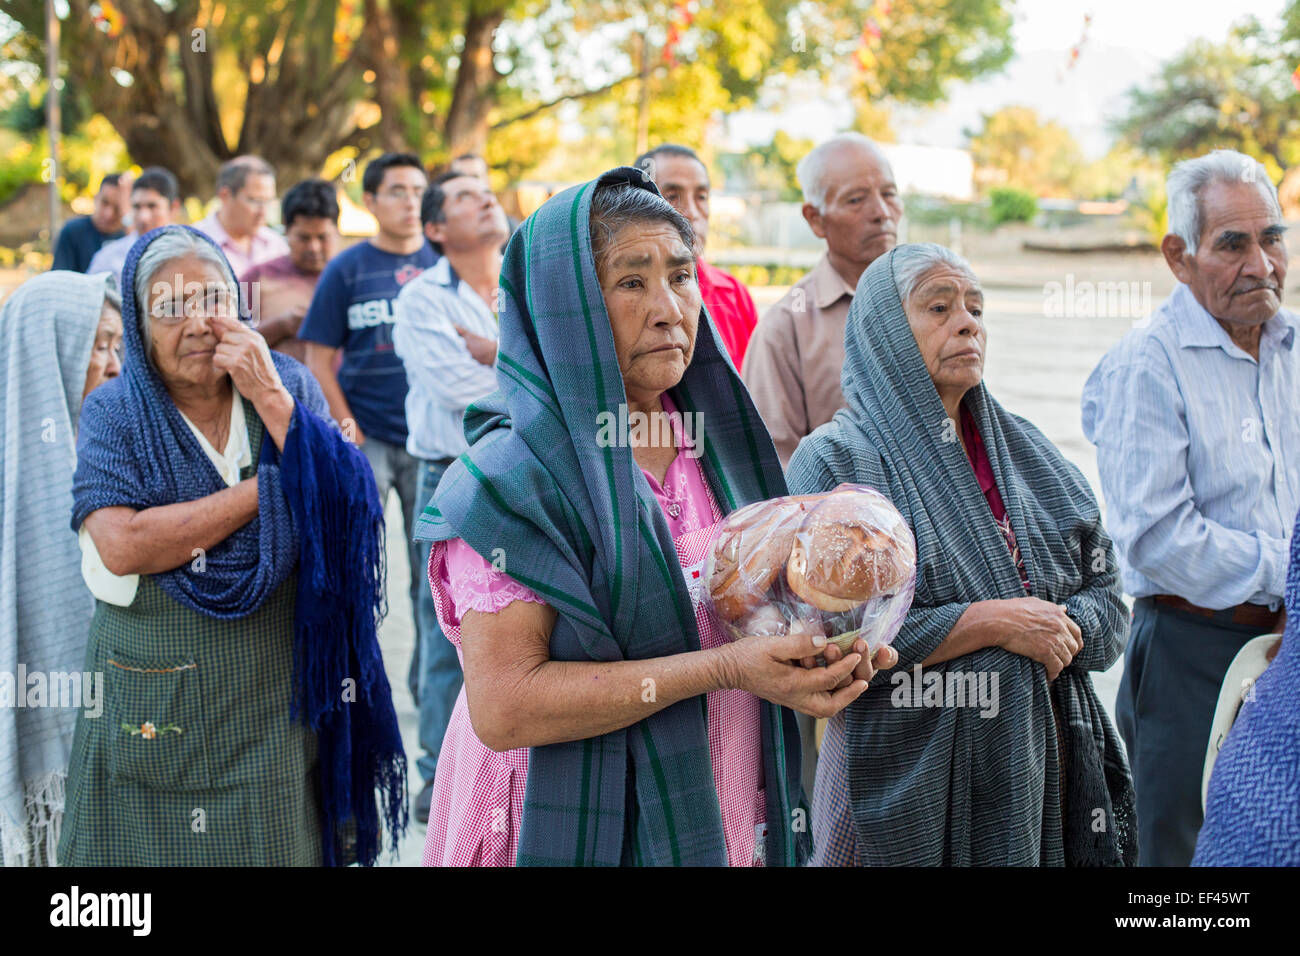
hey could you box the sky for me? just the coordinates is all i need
[726,0,1291,158]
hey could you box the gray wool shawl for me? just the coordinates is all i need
[787,248,1137,866]
[1,272,113,865]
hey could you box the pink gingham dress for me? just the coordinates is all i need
[422,401,767,867]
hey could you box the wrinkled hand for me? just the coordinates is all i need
[724,632,871,718]
[991,596,1082,681]
[455,325,498,366]
[801,638,899,689]
[211,313,291,409]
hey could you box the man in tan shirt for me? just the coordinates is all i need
[743,134,904,465]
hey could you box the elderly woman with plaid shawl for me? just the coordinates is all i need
[59,226,406,866]
[415,168,895,867]
[789,242,1136,866]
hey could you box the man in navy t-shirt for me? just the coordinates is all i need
[298,152,438,661]
[51,173,129,272]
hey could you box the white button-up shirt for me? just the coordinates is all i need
[392,257,500,462]
[1082,283,1299,609]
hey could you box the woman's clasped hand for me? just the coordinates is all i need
[987,597,1083,682]
[732,631,899,718]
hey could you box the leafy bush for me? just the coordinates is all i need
[988,187,1038,225]
[0,142,44,206]
[725,264,809,288]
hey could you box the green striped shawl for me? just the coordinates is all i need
[413,167,809,866]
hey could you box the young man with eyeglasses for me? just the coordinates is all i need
[298,152,439,674]
[193,155,289,278]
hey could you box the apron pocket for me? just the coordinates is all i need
[107,655,212,791]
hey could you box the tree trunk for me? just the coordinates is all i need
[362,0,410,153]
[60,0,367,199]
[444,2,507,158]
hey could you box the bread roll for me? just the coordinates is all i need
[708,496,819,621]
[785,491,914,612]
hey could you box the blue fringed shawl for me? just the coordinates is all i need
[1194,506,1300,866]
[70,225,406,865]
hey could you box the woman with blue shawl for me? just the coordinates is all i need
[415,168,894,866]
[788,242,1137,866]
[59,225,406,866]
[2,272,122,866]
[1194,506,1300,866]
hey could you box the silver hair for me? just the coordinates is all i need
[589,181,695,271]
[795,133,892,211]
[102,275,121,314]
[891,242,978,305]
[133,228,238,360]
[1166,149,1282,255]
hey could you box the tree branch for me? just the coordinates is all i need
[491,73,641,130]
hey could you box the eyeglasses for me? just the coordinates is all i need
[150,291,241,325]
[378,187,423,201]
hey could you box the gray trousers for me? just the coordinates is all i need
[1116,598,1264,866]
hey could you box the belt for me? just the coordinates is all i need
[1150,594,1282,631]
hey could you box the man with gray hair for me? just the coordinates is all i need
[193,155,289,278]
[742,132,902,798]
[742,133,903,466]
[1082,148,1298,865]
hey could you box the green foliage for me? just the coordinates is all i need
[723,130,815,201]
[0,0,1017,197]
[1113,13,1300,175]
[726,263,808,287]
[903,195,992,230]
[988,186,1037,225]
[796,0,1014,103]
[0,136,43,205]
[1127,177,1168,248]
[967,106,1085,198]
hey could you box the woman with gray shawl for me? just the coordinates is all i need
[1,272,123,865]
[789,243,1136,866]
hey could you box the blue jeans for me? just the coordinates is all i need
[410,458,464,783]
[359,436,421,627]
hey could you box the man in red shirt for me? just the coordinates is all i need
[635,144,758,367]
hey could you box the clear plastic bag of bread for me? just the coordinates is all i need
[705,483,916,654]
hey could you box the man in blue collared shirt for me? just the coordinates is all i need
[392,171,507,821]
[1082,149,1298,866]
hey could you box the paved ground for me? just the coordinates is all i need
[375,273,1174,865]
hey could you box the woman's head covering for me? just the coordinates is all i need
[70,225,305,614]
[1,271,115,865]
[1195,507,1300,866]
[787,246,1137,866]
[414,167,807,866]
[69,226,406,865]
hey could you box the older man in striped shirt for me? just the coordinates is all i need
[393,171,508,823]
[1082,149,1298,866]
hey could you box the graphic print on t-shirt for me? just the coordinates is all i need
[297,240,439,445]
